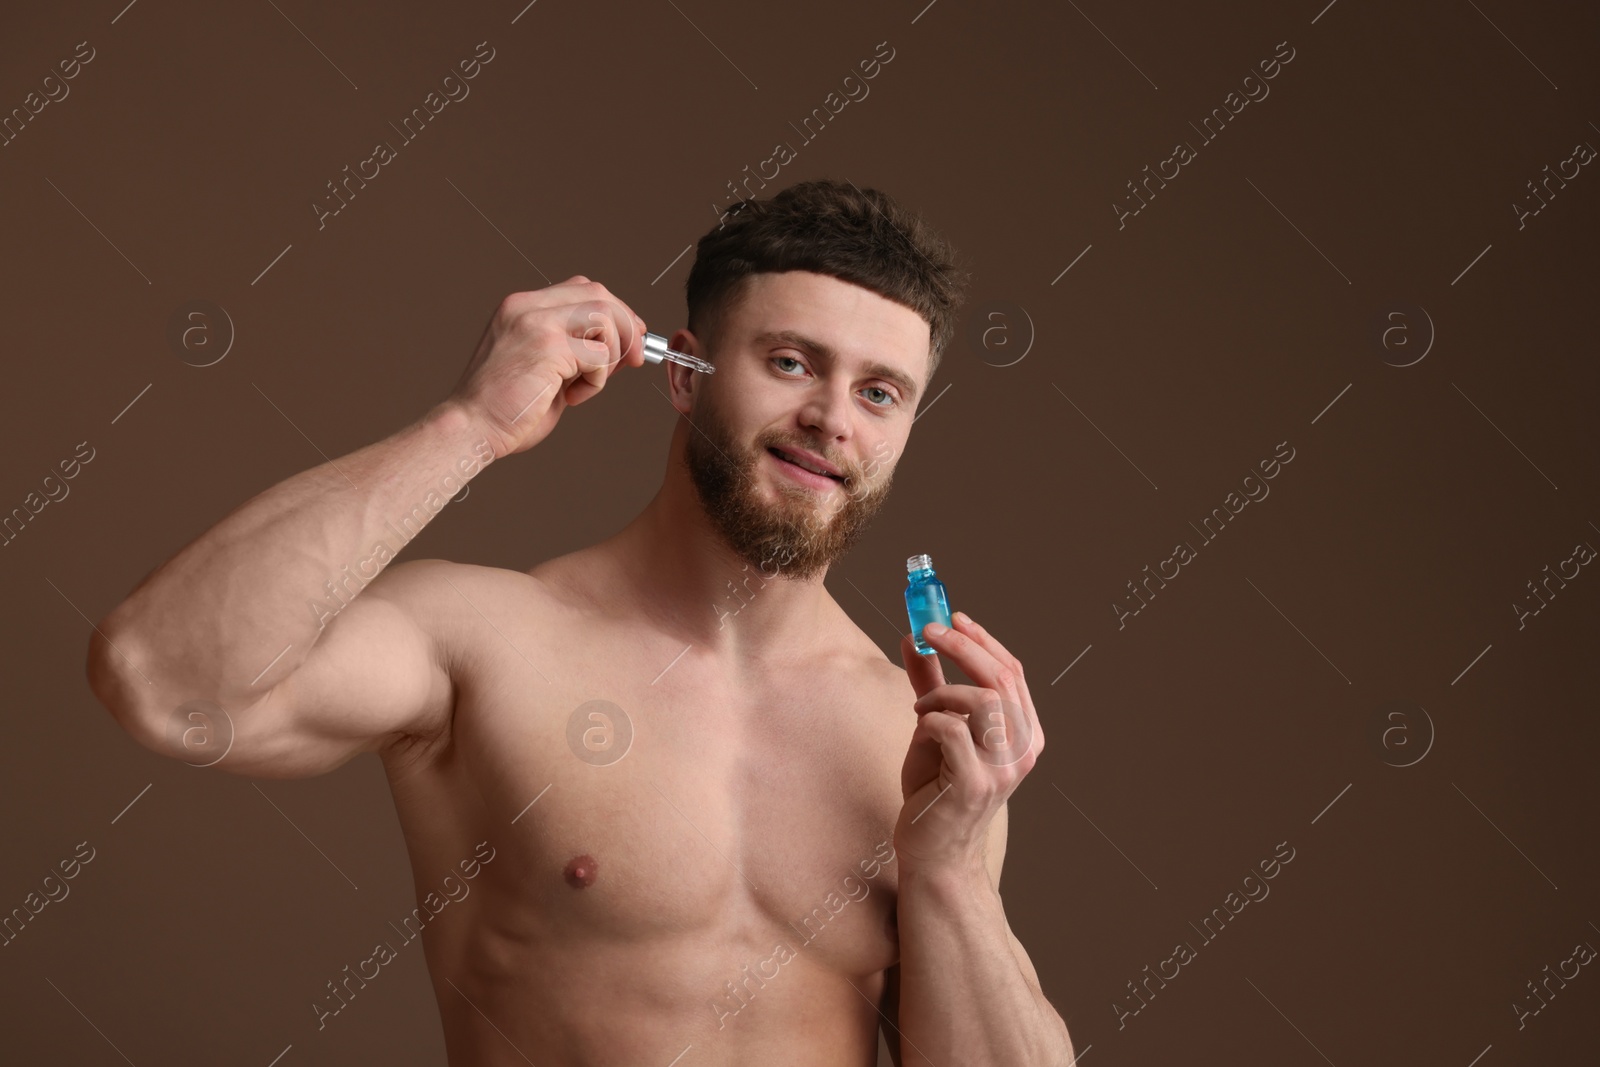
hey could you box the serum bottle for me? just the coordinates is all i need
[904,553,953,656]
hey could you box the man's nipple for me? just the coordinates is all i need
[563,854,598,888]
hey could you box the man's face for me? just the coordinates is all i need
[673,271,931,582]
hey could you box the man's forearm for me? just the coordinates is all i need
[94,400,494,710]
[896,862,1074,1067]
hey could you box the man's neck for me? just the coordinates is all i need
[595,471,838,666]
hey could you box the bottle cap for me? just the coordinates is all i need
[907,553,932,573]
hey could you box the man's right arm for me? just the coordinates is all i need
[85,280,649,777]
[88,402,492,776]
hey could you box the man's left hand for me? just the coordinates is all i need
[896,612,1044,878]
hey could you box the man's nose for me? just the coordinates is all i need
[797,379,854,440]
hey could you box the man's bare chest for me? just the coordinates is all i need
[401,617,915,978]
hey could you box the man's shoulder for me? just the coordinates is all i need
[377,556,550,599]
[822,596,901,667]
[371,557,560,643]
[832,602,909,679]
[836,619,918,724]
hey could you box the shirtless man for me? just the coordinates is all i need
[86,180,1075,1066]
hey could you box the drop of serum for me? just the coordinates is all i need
[563,854,598,888]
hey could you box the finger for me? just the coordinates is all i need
[622,313,648,366]
[562,303,631,404]
[913,683,1031,766]
[603,296,646,369]
[911,682,991,718]
[900,632,945,700]
[563,345,610,407]
[901,710,980,801]
[582,298,642,369]
[610,302,646,367]
[575,296,647,374]
[921,620,1011,698]
[950,612,1041,748]
[950,612,1025,691]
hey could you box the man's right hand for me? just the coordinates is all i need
[447,276,650,459]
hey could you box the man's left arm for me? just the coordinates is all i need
[887,617,1076,1067]
[894,803,1073,1067]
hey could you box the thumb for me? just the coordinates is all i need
[900,632,945,700]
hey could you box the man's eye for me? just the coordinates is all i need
[771,356,896,408]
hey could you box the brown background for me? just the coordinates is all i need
[2,0,1597,1063]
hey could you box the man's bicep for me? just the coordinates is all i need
[214,559,458,777]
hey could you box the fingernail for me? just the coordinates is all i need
[925,622,947,636]
[954,611,971,625]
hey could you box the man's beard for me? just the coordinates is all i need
[682,395,895,583]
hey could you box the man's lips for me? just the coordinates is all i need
[767,447,845,482]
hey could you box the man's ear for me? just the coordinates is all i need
[665,328,704,415]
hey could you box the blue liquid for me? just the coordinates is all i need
[905,564,952,656]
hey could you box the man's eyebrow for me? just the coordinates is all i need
[751,329,921,404]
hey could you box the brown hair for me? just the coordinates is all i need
[685,179,969,384]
